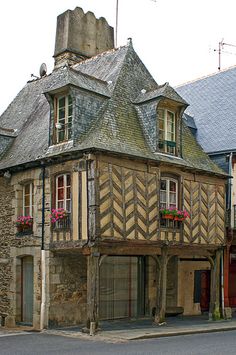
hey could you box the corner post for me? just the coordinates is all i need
[155,246,168,324]
[209,249,221,320]
[86,251,100,333]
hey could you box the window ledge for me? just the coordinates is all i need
[48,139,73,149]
[46,140,74,155]
[154,152,183,160]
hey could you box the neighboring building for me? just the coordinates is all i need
[0,7,227,331]
[177,66,236,311]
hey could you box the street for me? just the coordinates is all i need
[0,330,236,355]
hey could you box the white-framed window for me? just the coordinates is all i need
[158,108,176,154]
[160,177,178,210]
[56,174,71,212]
[56,95,73,143]
[23,183,34,216]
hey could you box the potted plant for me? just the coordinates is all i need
[160,208,190,221]
[160,207,175,219]
[15,216,33,233]
[173,209,190,221]
[50,208,67,223]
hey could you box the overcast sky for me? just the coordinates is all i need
[0,0,236,115]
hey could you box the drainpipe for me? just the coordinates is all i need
[228,152,233,219]
[40,165,46,330]
[221,249,225,318]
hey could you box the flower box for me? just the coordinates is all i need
[160,208,190,221]
[162,214,174,220]
[174,217,185,221]
[15,216,33,235]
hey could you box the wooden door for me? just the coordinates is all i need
[200,270,210,311]
[194,270,210,312]
[21,256,33,324]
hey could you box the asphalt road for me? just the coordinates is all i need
[0,330,236,355]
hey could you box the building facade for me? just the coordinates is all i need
[0,7,227,330]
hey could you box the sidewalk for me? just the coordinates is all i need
[43,315,236,342]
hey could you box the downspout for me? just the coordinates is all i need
[228,152,233,214]
[221,249,225,318]
[40,165,46,330]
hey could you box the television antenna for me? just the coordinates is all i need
[214,39,236,71]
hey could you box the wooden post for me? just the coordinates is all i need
[86,252,100,333]
[209,249,221,320]
[155,246,168,324]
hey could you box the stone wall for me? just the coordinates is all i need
[178,259,210,315]
[0,168,45,328]
[0,176,14,317]
[48,253,87,327]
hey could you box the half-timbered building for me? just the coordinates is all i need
[0,7,227,331]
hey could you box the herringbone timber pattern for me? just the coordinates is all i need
[183,180,225,245]
[99,162,159,240]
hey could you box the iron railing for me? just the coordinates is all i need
[52,213,71,230]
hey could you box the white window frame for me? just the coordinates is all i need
[56,94,73,143]
[23,183,34,216]
[158,108,176,154]
[160,177,178,209]
[56,174,71,212]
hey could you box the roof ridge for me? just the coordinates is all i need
[176,64,236,88]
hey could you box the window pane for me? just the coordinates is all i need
[59,97,65,108]
[24,184,30,194]
[58,130,65,142]
[169,192,176,204]
[160,191,167,203]
[66,187,71,199]
[25,195,30,207]
[57,201,64,209]
[58,176,64,187]
[66,174,71,186]
[160,202,167,209]
[160,180,166,191]
[170,180,176,192]
[59,108,65,119]
[58,187,64,200]
[25,207,30,216]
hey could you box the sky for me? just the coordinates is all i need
[0,0,236,115]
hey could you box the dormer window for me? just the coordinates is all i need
[158,108,176,154]
[55,95,72,143]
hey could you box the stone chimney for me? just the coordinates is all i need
[53,7,114,68]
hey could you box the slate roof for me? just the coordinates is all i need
[0,42,226,177]
[176,66,236,154]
